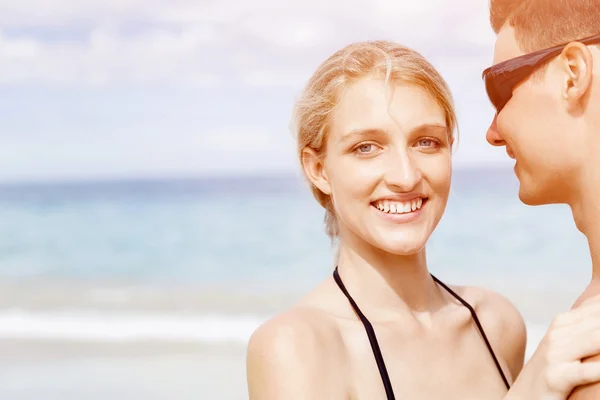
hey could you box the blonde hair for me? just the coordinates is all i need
[292,40,458,239]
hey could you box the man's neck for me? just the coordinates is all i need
[575,172,600,276]
[570,172,600,306]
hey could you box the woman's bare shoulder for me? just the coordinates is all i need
[449,283,527,380]
[246,302,347,399]
[248,304,342,354]
[249,279,346,351]
[460,285,525,333]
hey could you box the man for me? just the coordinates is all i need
[483,0,600,398]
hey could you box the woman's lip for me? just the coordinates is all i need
[371,195,427,202]
[371,199,427,223]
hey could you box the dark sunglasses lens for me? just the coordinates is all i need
[484,73,507,112]
[485,73,500,110]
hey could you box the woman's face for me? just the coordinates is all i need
[304,75,453,256]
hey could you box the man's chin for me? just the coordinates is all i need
[518,183,548,206]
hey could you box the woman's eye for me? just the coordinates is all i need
[356,143,376,153]
[417,138,439,148]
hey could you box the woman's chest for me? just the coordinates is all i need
[341,321,510,399]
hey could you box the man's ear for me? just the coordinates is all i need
[301,147,331,196]
[559,41,594,112]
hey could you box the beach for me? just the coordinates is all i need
[0,340,247,400]
[0,309,573,399]
[0,280,583,399]
[0,308,566,399]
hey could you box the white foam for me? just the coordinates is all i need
[0,309,267,344]
[0,310,552,358]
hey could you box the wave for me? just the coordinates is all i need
[0,309,268,344]
[0,308,549,358]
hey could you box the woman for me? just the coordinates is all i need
[246,40,600,399]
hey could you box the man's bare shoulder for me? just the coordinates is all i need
[246,306,346,399]
[448,284,527,380]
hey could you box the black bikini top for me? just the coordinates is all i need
[332,267,510,400]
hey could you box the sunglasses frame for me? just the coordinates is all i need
[482,33,600,113]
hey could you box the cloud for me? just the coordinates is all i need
[0,83,302,182]
[0,0,497,87]
[0,0,509,182]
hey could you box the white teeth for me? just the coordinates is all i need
[373,199,425,214]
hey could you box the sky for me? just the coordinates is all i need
[0,0,514,183]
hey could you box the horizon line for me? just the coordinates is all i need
[0,163,515,188]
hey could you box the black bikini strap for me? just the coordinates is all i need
[431,274,510,389]
[333,267,396,400]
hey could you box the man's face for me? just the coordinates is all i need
[485,25,587,206]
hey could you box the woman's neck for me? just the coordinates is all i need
[335,241,445,323]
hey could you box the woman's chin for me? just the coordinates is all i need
[369,236,428,257]
[339,218,434,256]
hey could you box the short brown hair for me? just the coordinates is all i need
[490,0,600,52]
[292,41,457,238]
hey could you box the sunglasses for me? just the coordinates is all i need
[482,33,600,113]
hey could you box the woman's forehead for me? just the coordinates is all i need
[329,77,446,139]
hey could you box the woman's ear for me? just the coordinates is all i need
[301,147,331,195]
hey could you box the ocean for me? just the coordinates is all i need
[0,166,593,399]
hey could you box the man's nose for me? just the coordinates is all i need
[486,115,505,147]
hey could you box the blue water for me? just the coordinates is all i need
[0,168,589,292]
